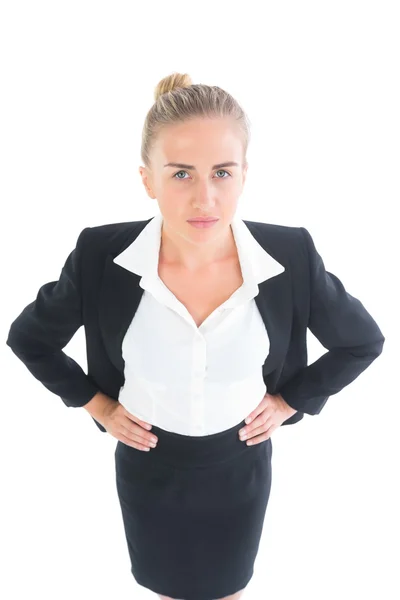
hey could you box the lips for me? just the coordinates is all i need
[187,217,219,222]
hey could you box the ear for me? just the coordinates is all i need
[242,163,248,186]
[139,166,156,199]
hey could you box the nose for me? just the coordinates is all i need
[192,183,216,211]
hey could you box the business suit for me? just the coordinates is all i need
[6,217,385,432]
[5,216,385,600]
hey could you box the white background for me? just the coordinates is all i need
[1,1,398,599]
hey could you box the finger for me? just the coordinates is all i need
[123,408,153,430]
[245,433,269,445]
[118,432,152,451]
[245,393,271,424]
[240,423,268,441]
[244,408,263,425]
[240,412,271,439]
[244,427,275,445]
[120,422,158,447]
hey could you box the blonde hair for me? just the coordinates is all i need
[141,71,251,169]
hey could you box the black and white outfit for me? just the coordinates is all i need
[6,212,385,600]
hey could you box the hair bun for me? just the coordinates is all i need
[154,72,193,101]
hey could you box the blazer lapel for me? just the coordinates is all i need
[255,270,293,377]
[98,253,145,376]
[98,223,293,381]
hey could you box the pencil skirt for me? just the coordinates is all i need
[114,418,273,600]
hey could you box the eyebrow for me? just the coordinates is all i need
[164,161,240,170]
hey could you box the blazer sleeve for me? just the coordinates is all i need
[5,227,100,408]
[278,227,385,415]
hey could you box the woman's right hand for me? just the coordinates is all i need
[102,401,158,451]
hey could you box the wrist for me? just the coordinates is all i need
[83,391,116,424]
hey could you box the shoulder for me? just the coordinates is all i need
[243,219,310,264]
[83,218,151,240]
[243,218,304,239]
[78,218,152,255]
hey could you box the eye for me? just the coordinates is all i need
[173,170,189,180]
[173,169,231,180]
[215,169,231,178]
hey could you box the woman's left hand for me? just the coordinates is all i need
[238,392,297,445]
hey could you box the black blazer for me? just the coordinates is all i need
[6,217,385,433]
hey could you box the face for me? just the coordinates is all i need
[139,117,248,248]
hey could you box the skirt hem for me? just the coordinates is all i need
[132,566,254,600]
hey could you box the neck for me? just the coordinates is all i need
[159,222,238,272]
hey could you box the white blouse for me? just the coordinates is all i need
[114,212,285,436]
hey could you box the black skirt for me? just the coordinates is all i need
[114,418,273,600]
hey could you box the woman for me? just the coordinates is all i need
[6,72,385,600]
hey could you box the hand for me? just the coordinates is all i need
[102,401,158,451]
[238,392,297,445]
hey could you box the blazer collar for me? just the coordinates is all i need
[113,212,285,283]
[98,213,291,385]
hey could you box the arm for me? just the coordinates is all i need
[5,227,100,408]
[83,391,116,427]
[278,227,385,415]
